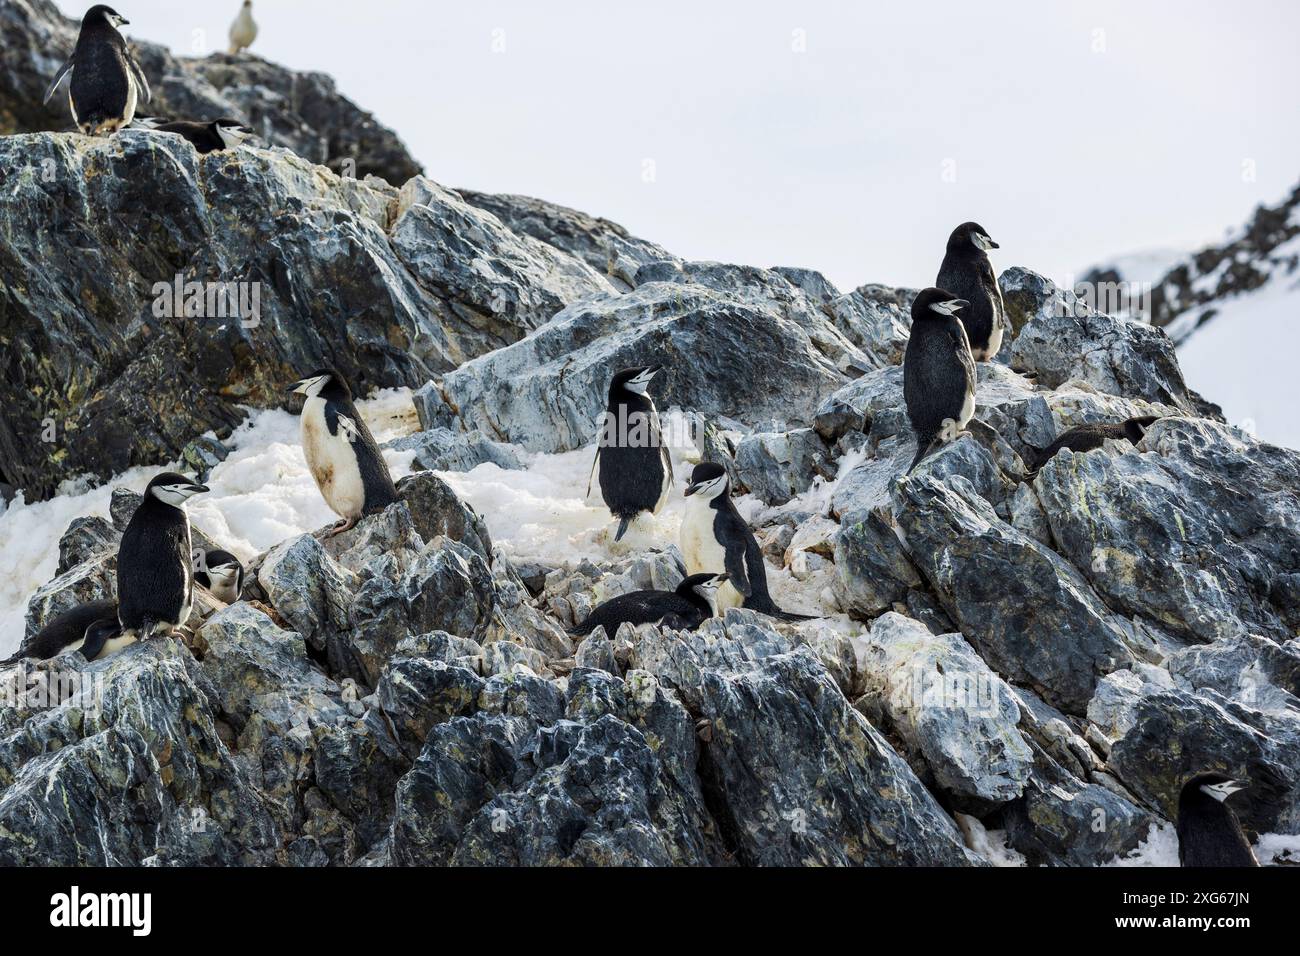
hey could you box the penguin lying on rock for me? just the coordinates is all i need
[44,5,151,136]
[569,573,730,637]
[194,549,246,604]
[1023,416,1160,477]
[1177,773,1259,867]
[0,599,127,664]
[141,117,255,153]
[903,288,977,473]
[680,462,814,622]
[288,369,399,536]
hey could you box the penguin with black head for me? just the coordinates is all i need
[1023,415,1160,477]
[1177,773,1259,867]
[1,599,127,664]
[680,462,812,621]
[591,365,673,542]
[936,222,1004,361]
[569,572,730,637]
[117,472,208,639]
[288,369,399,536]
[44,5,152,135]
[903,288,977,472]
[146,117,255,153]
[194,549,245,604]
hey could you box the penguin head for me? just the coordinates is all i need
[947,222,999,255]
[1123,415,1161,444]
[1182,773,1248,805]
[288,368,349,400]
[194,548,245,598]
[213,118,255,148]
[611,365,663,399]
[680,572,730,611]
[146,472,209,509]
[684,461,729,500]
[912,287,970,321]
[85,5,129,29]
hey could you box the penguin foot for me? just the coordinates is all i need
[323,516,359,538]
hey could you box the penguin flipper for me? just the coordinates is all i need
[613,516,632,542]
[79,618,122,661]
[724,545,752,597]
[586,448,600,501]
[43,58,74,105]
[128,53,151,103]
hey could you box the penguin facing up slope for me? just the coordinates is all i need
[43,5,152,136]
[680,462,812,621]
[592,365,673,542]
[228,0,258,55]
[145,117,255,154]
[569,572,730,637]
[936,222,1005,361]
[1024,415,1160,477]
[903,287,977,472]
[1177,774,1259,867]
[288,369,399,536]
[0,599,127,664]
[117,472,208,639]
[194,549,245,604]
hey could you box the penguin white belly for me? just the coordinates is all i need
[681,502,733,574]
[958,388,976,430]
[61,635,140,661]
[982,317,1004,361]
[714,581,745,612]
[120,75,138,128]
[301,398,366,520]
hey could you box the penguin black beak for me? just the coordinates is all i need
[715,573,730,583]
[988,239,999,249]
[647,364,664,376]
[286,380,305,394]
[188,483,210,494]
[683,483,699,497]
[954,299,971,311]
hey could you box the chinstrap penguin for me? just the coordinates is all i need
[289,369,399,536]
[194,548,245,604]
[1023,415,1160,477]
[1177,773,1259,867]
[936,222,1005,361]
[228,0,258,55]
[0,599,129,664]
[145,117,255,153]
[680,462,812,621]
[44,5,152,136]
[903,287,977,472]
[591,365,673,542]
[568,572,730,637]
[117,472,208,639]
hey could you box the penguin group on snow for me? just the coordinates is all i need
[9,5,1263,868]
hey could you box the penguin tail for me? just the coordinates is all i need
[567,620,597,638]
[613,516,632,542]
[775,609,819,623]
[907,431,937,474]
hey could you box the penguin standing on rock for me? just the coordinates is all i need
[43,5,152,136]
[591,366,673,542]
[936,222,1004,361]
[680,462,812,621]
[145,118,255,154]
[903,288,977,472]
[228,0,258,55]
[289,369,399,536]
[194,549,245,604]
[1,599,126,664]
[569,573,730,637]
[117,473,208,639]
[1177,774,1259,867]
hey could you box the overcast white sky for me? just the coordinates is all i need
[58,0,1300,291]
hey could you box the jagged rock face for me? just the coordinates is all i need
[429,269,867,453]
[0,134,611,499]
[0,0,421,184]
